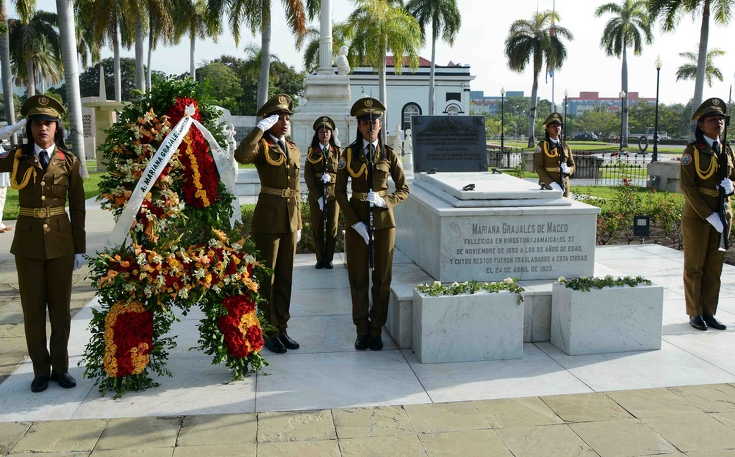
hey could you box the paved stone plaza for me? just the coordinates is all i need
[2,200,735,455]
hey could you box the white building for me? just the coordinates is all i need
[348,57,475,136]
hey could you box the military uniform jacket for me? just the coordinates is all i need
[680,141,735,229]
[534,139,575,187]
[304,144,340,201]
[0,146,85,259]
[335,142,409,230]
[234,128,302,234]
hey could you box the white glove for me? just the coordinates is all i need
[295,229,302,243]
[367,191,387,208]
[560,163,571,175]
[706,213,724,233]
[256,114,279,132]
[352,222,369,245]
[318,197,324,211]
[73,254,86,270]
[321,173,331,184]
[549,182,563,191]
[720,178,734,196]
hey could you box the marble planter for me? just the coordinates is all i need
[413,290,523,363]
[550,282,664,355]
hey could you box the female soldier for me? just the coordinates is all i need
[534,112,575,196]
[0,95,86,392]
[335,98,409,351]
[304,116,340,269]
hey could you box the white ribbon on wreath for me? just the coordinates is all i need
[109,105,240,246]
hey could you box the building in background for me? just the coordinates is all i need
[469,90,525,114]
[348,57,475,134]
[566,91,655,116]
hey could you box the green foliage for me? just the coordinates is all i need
[416,279,525,303]
[558,275,652,292]
[196,62,244,113]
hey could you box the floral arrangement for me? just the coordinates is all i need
[83,79,268,397]
[416,278,525,303]
[557,275,652,292]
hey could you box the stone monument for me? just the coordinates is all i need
[82,64,124,169]
[290,0,352,151]
[412,115,487,172]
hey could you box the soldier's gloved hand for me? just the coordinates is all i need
[720,177,734,196]
[256,114,280,132]
[549,182,563,192]
[560,163,571,175]
[706,213,724,233]
[318,197,324,211]
[73,254,86,270]
[351,222,369,245]
[296,229,302,243]
[367,191,387,208]
[321,174,331,184]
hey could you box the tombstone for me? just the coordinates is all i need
[412,115,487,172]
[82,107,96,163]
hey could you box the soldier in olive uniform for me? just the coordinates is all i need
[0,95,86,392]
[304,116,340,269]
[335,98,409,351]
[234,94,302,353]
[680,98,735,331]
[534,112,575,197]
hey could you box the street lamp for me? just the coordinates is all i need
[563,90,568,140]
[619,90,626,153]
[500,88,505,153]
[653,56,662,162]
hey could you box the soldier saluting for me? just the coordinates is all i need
[234,94,302,353]
[304,116,340,269]
[0,95,86,392]
[534,112,575,196]
[335,97,409,351]
[680,98,735,331]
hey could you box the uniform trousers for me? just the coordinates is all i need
[682,205,725,317]
[254,232,297,331]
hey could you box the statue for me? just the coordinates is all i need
[336,46,351,75]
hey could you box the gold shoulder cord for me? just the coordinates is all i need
[10,153,36,190]
[306,147,323,164]
[262,139,285,166]
[345,147,367,178]
[693,147,718,180]
[542,141,559,159]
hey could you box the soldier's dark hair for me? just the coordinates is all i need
[310,127,338,152]
[23,118,67,158]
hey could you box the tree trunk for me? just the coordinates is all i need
[622,44,629,147]
[429,17,437,116]
[527,60,540,147]
[56,0,89,178]
[134,17,145,91]
[0,0,16,143]
[256,7,271,110]
[113,21,122,101]
[378,43,388,142]
[25,57,35,96]
[692,0,710,132]
[146,16,153,91]
[190,30,196,79]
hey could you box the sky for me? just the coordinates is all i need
[12,0,735,106]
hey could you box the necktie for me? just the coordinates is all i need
[278,140,287,154]
[39,149,49,170]
[714,141,721,155]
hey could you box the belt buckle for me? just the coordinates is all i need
[36,207,49,218]
[282,188,292,198]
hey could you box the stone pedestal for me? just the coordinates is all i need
[82,97,125,170]
[395,172,599,282]
[291,73,352,154]
[647,160,681,193]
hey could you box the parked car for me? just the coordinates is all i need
[572,132,599,141]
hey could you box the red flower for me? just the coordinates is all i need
[111,309,153,377]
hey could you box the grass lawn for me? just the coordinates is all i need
[574,185,685,204]
[3,172,103,221]
[488,139,682,154]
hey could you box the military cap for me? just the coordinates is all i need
[350,97,385,119]
[543,112,564,126]
[313,116,335,131]
[256,93,294,117]
[21,94,65,121]
[692,97,727,121]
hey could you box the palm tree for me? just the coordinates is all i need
[210,0,316,110]
[175,0,220,80]
[145,0,173,90]
[505,10,572,147]
[1,0,18,130]
[301,22,351,73]
[595,0,652,148]
[648,0,734,116]
[84,0,129,101]
[345,0,422,129]
[405,0,460,115]
[55,0,89,178]
[8,7,61,96]
[676,48,724,87]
